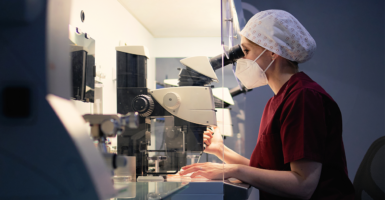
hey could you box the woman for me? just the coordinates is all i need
[180,10,355,200]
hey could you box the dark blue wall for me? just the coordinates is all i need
[241,0,384,199]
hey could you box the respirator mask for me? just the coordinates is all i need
[235,49,275,89]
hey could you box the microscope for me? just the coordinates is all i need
[115,45,245,178]
[115,46,217,178]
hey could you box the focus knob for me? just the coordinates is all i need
[131,95,154,117]
[163,92,181,110]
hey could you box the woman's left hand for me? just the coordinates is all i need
[179,162,238,180]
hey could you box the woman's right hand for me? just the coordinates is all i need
[203,126,224,156]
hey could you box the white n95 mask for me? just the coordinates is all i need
[235,49,275,89]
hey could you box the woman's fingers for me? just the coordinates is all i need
[203,135,212,140]
[204,129,213,146]
[181,163,207,171]
[190,171,207,179]
[181,163,203,170]
[204,135,212,146]
[180,166,203,175]
[204,131,213,138]
[182,165,194,170]
[204,139,211,146]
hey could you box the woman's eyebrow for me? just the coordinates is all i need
[241,44,248,50]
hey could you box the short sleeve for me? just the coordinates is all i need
[280,88,327,164]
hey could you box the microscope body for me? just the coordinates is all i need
[116,47,217,177]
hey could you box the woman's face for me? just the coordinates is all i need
[240,36,273,71]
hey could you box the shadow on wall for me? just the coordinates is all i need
[240,0,384,199]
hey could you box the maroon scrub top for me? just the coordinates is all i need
[249,72,355,200]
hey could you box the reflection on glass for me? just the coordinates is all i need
[69,25,95,102]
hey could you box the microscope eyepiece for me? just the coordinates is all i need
[209,44,245,70]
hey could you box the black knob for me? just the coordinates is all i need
[131,95,154,117]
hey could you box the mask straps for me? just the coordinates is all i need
[253,49,267,62]
[264,58,275,73]
[253,49,275,73]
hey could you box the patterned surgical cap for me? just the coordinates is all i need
[240,10,316,63]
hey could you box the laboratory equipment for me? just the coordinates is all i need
[0,1,117,199]
[113,0,252,199]
[115,46,217,178]
[115,37,250,178]
[82,113,139,171]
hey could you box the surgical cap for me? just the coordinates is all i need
[240,10,316,63]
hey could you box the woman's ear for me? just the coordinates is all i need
[270,51,276,60]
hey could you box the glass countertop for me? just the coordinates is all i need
[111,181,189,200]
[109,178,250,200]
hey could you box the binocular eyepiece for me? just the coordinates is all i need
[209,44,245,70]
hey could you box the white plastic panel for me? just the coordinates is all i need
[212,87,235,105]
[164,79,179,87]
[150,87,217,126]
[115,45,150,58]
[215,108,233,137]
[180,56,218,82]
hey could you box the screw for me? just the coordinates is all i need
[207,121,209,123]
[169,98,172,101]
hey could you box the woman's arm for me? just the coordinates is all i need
[181,159,322,200]
[215,145,250,165]
[234,159,322,199]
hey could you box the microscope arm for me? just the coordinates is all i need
[83,113,139,138]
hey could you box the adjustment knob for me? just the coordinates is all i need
[163,92,181,110]
[101,119,121,137]
[131,95,154,117]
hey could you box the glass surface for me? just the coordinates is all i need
[111,182,188,200]
[219,0,247,172]
[69,25,95,102]
[221,0,245,48]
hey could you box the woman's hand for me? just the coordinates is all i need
[203,126,224,156]
[180,162,238,180]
